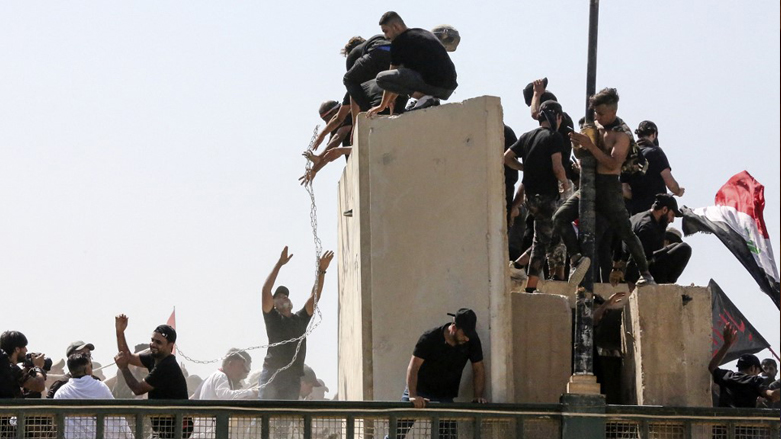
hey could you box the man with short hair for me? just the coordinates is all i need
[611,194,692,287]
[0,331,46,399]
[368,11,457,115]
[114,315,189,438]
[709,323,780,407]
[259,246,334,400]
[54,354,132,439]
[555,87,655,286]
[47,340,98,398]
[392,308,487,439]
[622,120,685,214]
[504,100,571,293]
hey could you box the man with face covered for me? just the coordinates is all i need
[258,246,334,400]
[611,194,691,288]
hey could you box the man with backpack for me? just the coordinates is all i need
[553,87,656,286]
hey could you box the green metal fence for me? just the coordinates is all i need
[0,400,778,439]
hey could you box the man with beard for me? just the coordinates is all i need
[114,315,189,438]
[611,194,691,288]
[258,246,334,400]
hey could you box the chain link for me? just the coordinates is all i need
[176,125,326,392]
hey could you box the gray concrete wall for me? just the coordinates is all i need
[622,285,712,406]
[337,96,512,402]
[512,292,572,403]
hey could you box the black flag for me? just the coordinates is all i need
[709,279,770,365]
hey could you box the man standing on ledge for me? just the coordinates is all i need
[367,11,457,114]
[259,246,334,400]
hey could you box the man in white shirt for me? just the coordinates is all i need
[191,349,256,439]
[54,354,132,439]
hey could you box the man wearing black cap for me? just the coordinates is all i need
[611,194,692,288]
[622,120,685,215]
[46,340,98,398]
[391,309,486,439]
[709,322,780,407]
[114,315,189,437]
[504,100,571,293]
[258,246,334,400]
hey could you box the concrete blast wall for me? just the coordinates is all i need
[622,285,712,406]
[337,96,511,402]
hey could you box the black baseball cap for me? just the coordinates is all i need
[154,325,177,344]
[448,308,478,340]
[737,354,761,370]
[522,78,550,106]
[273,286,290,298]
[653,194,682,217]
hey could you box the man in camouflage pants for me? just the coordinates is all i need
[504,100,570,293]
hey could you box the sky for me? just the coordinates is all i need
[1,1,778,400]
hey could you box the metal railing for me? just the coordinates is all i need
[0,399,778,439]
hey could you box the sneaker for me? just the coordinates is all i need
[636,272,657,287]
[567,255,591,286]
[407,95,440,111]
[509,262,527,282]
[405,99,418,111]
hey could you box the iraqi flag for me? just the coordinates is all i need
[709,279,770,364]
[682,171,780,309]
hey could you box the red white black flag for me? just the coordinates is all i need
[682,171,780,309]
[709,279,770,364]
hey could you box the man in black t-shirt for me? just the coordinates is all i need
[709,322,780,407]
[504,101,570,293]
[392,309,485,439]
[114,315,189,438]
[367,11,457,115]
[612,194,691,288]
[622,121,685,214]
[0,331,46,399]
[258,246,334,400]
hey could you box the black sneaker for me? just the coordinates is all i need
[636,272,657,287]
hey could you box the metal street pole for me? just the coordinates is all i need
[566,0,602,396]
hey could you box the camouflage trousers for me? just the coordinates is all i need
[525,193,566,278]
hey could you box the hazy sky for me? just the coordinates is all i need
[1,1,778,399]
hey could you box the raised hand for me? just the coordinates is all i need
[115,314,129,333]
[278,246,294,266]
[319,250,335,271]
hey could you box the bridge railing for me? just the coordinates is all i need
[1,399,778,439]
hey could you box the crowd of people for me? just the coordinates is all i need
[0,11,778,439]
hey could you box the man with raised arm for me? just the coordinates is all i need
[114,315,189,438]
[709,322,780,407]
[258,246,334,400]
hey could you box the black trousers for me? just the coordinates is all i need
[627,242,692,284]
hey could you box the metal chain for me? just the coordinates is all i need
[176,126,326,392]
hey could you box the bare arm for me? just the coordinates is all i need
[119,366,153,395]
[115,314,144,367]
[305,250,334,316]
[660,169,685,197]
[503,149,523,171]
[313,105,351,150]
[262,247,293,313]
[406,356,426,408]
[471,361,487,403]
[709,322,736,373]
[622,183,633,200]
[529,79,545,120]
[593,292,627,326]
[570,131,628,173]
[762,388,781,402]
[21,369,46,393]
[323,125,352,152]
[367,65,399,116]
[551,152,569,192]
[299,148,352,186]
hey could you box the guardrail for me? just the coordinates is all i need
[0,400,778,439]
